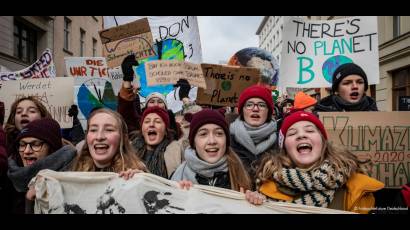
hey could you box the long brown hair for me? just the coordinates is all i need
[5,96,52,160]
[71,108,147,172]
[226,147,252,191]
[256,134,371,188]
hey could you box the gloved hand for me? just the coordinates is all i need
[0,101,4,125]
[174,79,191,100]
[68,104,79,118]
[121,54,139,82]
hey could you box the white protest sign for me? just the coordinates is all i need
[0,49,56,81]
[64,57,108,78]
[33,170,351,214]
[145,60,206,88]
[279,16,379,89]
[103,16,203,63]
[0,77,74,128]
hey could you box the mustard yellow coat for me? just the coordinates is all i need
[259,173,384,214]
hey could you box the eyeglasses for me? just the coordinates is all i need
[18,141,44,152]
[244,102,268,110]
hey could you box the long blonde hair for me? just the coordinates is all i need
[256,134,371,188]
[71,108,147,172]
[226,147,252,191]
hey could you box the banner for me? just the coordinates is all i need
[319,112,410,188]
[280,16,379,88]
[196,64,261,107]
[0,48,56,81]
[99,18,155,68]
[145,60,206,88]
[0,77,74,128]
[64,57,108,78]
[103,16,203,63]
[33,170,350,214]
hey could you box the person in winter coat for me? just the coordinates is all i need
[70,108,147,176]
[229,84,278,185]
[246,111,384,213]
[171,109,251,192]
[130,106,183,179]
[0,101,10,213]
[7,118,77,213]
[315,63,378,112]
[117,54,182,140]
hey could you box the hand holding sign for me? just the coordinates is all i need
[121,54,139,82]
[174,79,191,99]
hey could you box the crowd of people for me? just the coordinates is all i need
[0,55,408,214]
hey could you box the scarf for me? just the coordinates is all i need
[230,118,277,155]
[171,147,228,183]
[272,160,348,208]
[333,95,376,111]
[133,137,170,178]
[7,145,77,192]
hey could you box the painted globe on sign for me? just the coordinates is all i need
[228,47,279,87]
[322,55,353,84]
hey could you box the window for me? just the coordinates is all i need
[92,38,97,57]
[64,17,71,51]
[13,20,37,63]
[392,67,410,111]
[393,16,400,38]
[80,29,85,56]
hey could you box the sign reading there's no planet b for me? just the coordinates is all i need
[145,60,206,89]
[279,16,379,89]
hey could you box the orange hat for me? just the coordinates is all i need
[293,91,317,110]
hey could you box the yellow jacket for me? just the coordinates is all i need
[259,173,384,214]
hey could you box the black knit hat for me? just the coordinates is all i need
[332,63,368,93]
[16,118,63,153]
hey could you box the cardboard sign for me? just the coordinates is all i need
[319,112,410,188]
[0,77,74,128]
[103,16,203,63]
[280,16,379,88]
[399,96,410,111]
[145,60,206,88]
[0,49,56,81]
[99,18,156,68]
[196,64,260,107]
[33,170,349,214]
[64,57,108,78]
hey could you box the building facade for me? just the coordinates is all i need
[0,16,103,77]
[256,16,284,63]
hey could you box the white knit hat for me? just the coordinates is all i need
[144,92,167,109]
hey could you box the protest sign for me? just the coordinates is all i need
[196,64,261,107]
[64,57,108,78]
[0,49,56,81]
[0,77,74,128]
[319,112,410,188]
[280,16,379,89]
[103,16,202,63]
[33,170,350,214]
[99,18,155,68]
[145,60,206,88]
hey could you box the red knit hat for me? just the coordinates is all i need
[185,109,229,151]
[238,85,274,115]
[279,111,327,149]
[16,118,63,153]
[140,106,170,128]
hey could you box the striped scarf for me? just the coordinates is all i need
[272,161,347,208]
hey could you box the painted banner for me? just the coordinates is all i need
[32,170,350,214]
[145,60,206,88]
[0,49,56,81]
[0,77,74,128]
[319,112,410,188]
[279,16,379,89]
[99,18,156,68]
[196,64,261,107]
[74,77,118,130]
[103,16,203,63]
[64,57,108,78]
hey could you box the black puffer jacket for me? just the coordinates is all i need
[195,171,231,189]
[315,94,378,112]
